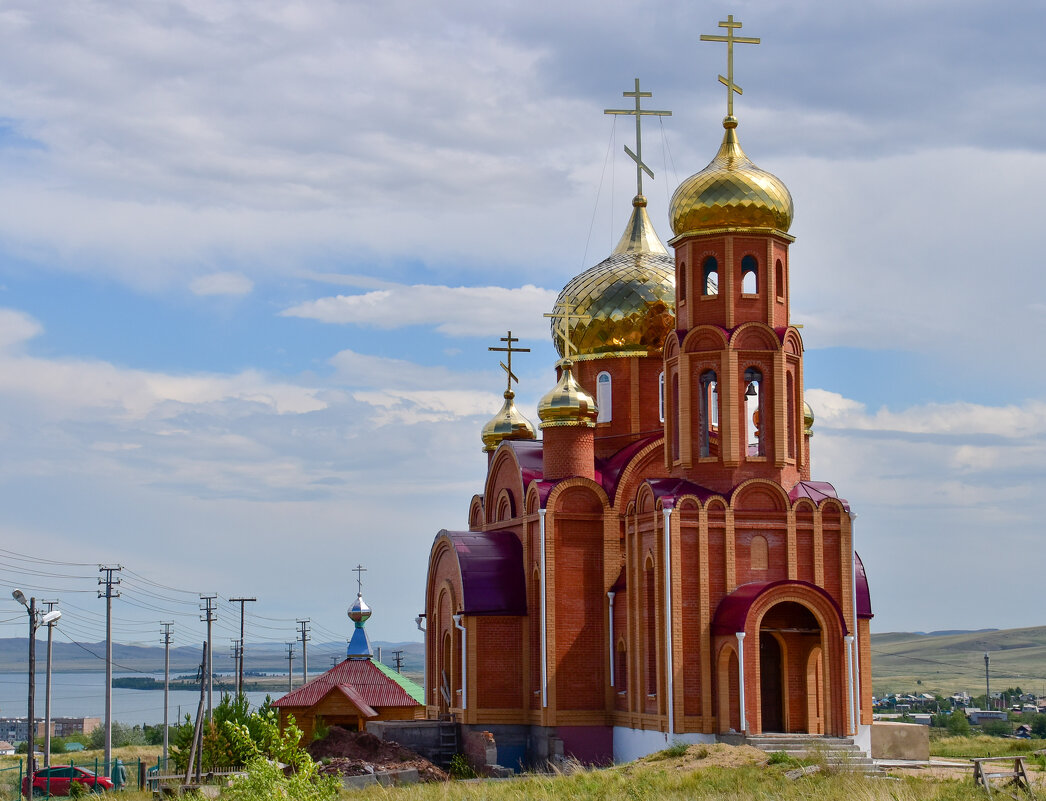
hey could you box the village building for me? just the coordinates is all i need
[422,17,873,766]
[274,582,424,740]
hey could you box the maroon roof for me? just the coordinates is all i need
[788,480,851,513]
[855,552,873,619]
[645,477,718,507]
[272,658,420,711]
[711,580,849,636]
[442,529,527,616]
[505,440,544,487]
[597,434,661,500]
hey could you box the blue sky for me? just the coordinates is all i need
[0,0,1044,652]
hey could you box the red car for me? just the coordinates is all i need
[21,766,115,797]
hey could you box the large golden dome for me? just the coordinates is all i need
[669,117,793,236]
[551,196,675,361]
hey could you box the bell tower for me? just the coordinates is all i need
[663,15,807,493]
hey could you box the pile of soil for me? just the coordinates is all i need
[308,727,449,783]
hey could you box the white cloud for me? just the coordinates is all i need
[0,308,42,349]
[283,283,558,339]
[189,271,254,296]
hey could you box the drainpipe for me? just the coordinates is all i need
[539,508,548,708]
[415,615,427,705]
[608,591,616,687]
[453,614,467,711]
[736,631,747,733]
[849,511,861,730]
[662,506,674,735]
[844,634,855,735]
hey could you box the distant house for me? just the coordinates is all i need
[967,709,1008,725]
[272,593,423,741]
[0,741,13,755]
[1015,724,1032,738]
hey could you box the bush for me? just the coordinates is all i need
[448,754,476,779]
[982,719,1012,737]
[220,758,339,801]
[88,721,146,750]
[946,711,971,735]
[653,741,689,759]
[1032,714,1046,738]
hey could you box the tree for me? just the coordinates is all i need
[982,719,1011,737]
[1031,714,1046,738]
[946,711,971,735]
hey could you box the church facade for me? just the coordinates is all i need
[422,26,873,766]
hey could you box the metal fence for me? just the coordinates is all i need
[3,757,145,799]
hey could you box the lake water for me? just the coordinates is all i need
[0,672,281,725]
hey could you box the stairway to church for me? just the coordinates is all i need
[436,716,458,768]
[740,734,881,774]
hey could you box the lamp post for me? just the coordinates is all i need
[12,590,61,795]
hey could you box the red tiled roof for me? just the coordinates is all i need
[272,658,421,710]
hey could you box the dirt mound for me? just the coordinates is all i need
[638,742,769,770]
[308,727,448,783]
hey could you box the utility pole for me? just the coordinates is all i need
[228,597,256,697]
[98,565,122,771]
[26,596,37,792]
[229,640,242,690]
[297,619,311,685]
[161,622,173,769]
[199,595,217,720]
[985,652,991,710]
[41,599,58,767]
[285,643,295,691]
[392,650,404,674]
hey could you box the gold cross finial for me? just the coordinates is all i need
[605,78,672,197]
[489,330,531,393]
[353,564,367,596]
[545,300,591,361]
[700,14,760,118]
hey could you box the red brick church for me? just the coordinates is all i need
[422,18,873,765]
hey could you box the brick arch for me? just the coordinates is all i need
[664,331,681,360]
[636,482,657,515]
[677,497,700,512]
[484,446,526,523]
[682,325,729,353]
[706,497,728,514]
[612,437,666,510]
[732,479,790,513]
[782,327,804,356]
[469,496,484,529]
[526,485,542,515]
[716,641,741,733]
[545,476,610,515]
[817,497,847,517]
[730,321,780,351]
[791,497,817,514]
[495,488,515,522]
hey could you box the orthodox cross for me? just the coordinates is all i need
[489,331,530,394]
[700,15,760,118]
[544,300,591,361]
[352,564,366,596]
[604,78,671,197]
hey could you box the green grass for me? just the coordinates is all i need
[930,733,1046,759]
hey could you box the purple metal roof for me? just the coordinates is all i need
[710,580,849,636]
[788,480,851,513]
[645,477,719,507]
[272,658,419,711]
[443,529,527,616]
[505,440,544,487]
[855,551,873,619]
[597,434,662,500]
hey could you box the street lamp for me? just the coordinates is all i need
[12,590,61,794]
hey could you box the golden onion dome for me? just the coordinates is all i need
[551,195,675,360]
[538,359,597,429]
[481,389,537,453]
[669,117,793,237]
[803,400,815,437]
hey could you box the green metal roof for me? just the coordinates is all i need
[370,657,425,704]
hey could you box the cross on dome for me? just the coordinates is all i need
[700,14,760,119]
[544,300,591,361]
[353,563,367,596]
[489,330,530,394]
[604,78,672,198]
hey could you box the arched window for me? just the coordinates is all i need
[698,370,718,458]
[645,557,657,697]
[775,259,785,300]
[658,371,665,423]
[744,366,765,457]
[678,262,687,300]
[702,257,719,296]
[751,535,768,571]
[741,255,758,294]
[671,375,680,461]
[615,639,628,694]
[786,372,796,460]
[596,371,612,423]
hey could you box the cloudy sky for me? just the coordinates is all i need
[0,0,1044,657]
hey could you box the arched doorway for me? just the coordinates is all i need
[759,601,823,733]
[440,631,452,714]
[716,645,741,733]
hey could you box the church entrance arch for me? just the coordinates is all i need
[758,601,822,734]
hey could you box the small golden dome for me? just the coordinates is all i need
[803,400,814,437]
[481,390,537,453]
[551,196,675,360]
[669,117,793,237]
[538,359,597,429]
